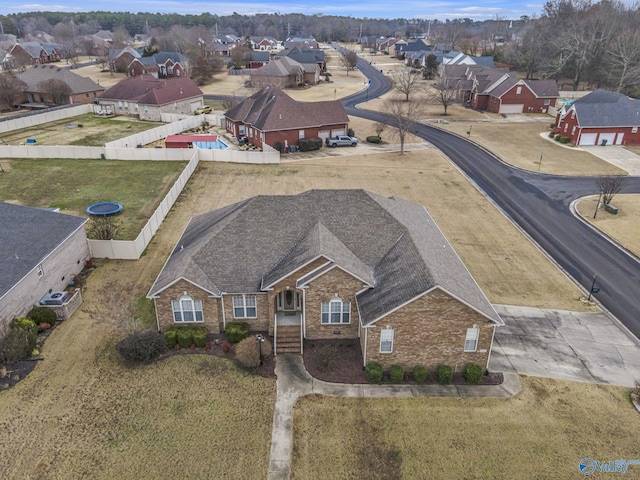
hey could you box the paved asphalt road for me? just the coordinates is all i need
[344,56,640,339]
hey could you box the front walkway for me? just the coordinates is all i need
[267,354,521,480]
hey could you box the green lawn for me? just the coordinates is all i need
[0,158,185,239]
[291,377,640,479]
[0,114,158,146]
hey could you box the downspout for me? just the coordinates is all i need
[154,298,161,332]
[220,294,227,331]
[486,323,497,371]
[362,327,368,367]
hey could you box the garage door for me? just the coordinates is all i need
[579,133,597,145]
[318,130,330,140]
[331,128,345,137]
[598,133,616,146]
[498,104,524,114]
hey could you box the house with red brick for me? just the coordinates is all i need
[18,64,104,107]
[147,190,503,371]
[555,89,640,146]
[10,42,63,67]
[99,75,203,121]
[224,87,348,151]
[128,52,188,78]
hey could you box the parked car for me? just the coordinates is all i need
[194,105,212,115]
[325,135,358,148]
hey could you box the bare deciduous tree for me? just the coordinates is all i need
[383,97,423,155]
[597,176,626,207]
[0,72,26,110]
[374,121,387,139]
[393,68,421,102]
[428,80,457,115]
[37,79,72,106]
[340,50,358,75]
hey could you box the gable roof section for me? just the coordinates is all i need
[19,64,104,94]
[224,87,348,132]
[0,203,87,300]
[251,56,303,77]
[100,75,202,105]
[148,190,502,327]
[571,89,640,127]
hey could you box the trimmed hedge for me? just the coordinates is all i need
[193,330,207,348]
[389,365,405,384]
[365,362,383,383]
[177,329,193,348]
[437,365,453,385]
[298,137,323,152]
[558,136,571,144]
[413,365,428,383]
[347,128,355,137]
[116,330,167,363]
[225,322,249,344]
[164,329,178,349]
[1,323,37,361]
[27,306,57,327]
[366,136,382,144]
[464,363,483,385]
[235,336,260,367]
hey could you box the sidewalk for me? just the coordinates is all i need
[267,354,521,480]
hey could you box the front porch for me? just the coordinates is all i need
[274,311,302,355]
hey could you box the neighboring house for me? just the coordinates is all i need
[18,64,105,106]
[250,36,279,51]
[283,36,319,49]
[224,86,349,151]
[394,38,430,59]
[10,41,63,67]
[249,51,271,69]
[555,89,640,146]
[128,52,188,78]
[147,190,503,371]
[276,46,325,71]
[0,203,90,335]
[108,46,140,73]
[249,57,305,89]
[99,75,203,121]
[378,37,398,54]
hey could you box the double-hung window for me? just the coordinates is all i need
[172,295,203,322]
[321,297,350,324]
[380,328,394,353]
[233,295,257,318]
[464,327,480,352]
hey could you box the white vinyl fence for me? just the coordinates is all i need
[0,145,105,159]
[0,104,92,134]
[87,150,200,259]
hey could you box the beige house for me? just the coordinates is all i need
[0,203,89,335]
[147,190,503,371]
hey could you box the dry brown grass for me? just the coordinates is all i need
[436,122,627,176]
[576,194,640,257]
[291,376,640,480]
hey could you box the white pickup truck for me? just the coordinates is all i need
[325,135,358,148]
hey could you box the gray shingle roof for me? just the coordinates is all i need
[0,203,87,300]
[572,89,640,127]
[148,190,502,326]
[19,64,104,94]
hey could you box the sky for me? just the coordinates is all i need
[1,0,546,22]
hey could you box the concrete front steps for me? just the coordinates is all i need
[276,325,301,354]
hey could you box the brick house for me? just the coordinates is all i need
[0,203,90,336]
[224,87,349,151]
[99,75,203,121]
[128,52,188,78]
[555,89,640,146]
[18,64,105,107]
[10,42,63,67]
[147,190,503,371]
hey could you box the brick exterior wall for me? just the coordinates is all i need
[363,289,495,372]
[556,110,640,145]
[154,279,221,334]
[303,267,365,340]
[487,85,556,114]
[222,293,269,332]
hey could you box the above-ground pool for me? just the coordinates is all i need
[87,202,123,216]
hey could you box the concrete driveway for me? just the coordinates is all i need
[490,305,640,387]
[580,145,640,175]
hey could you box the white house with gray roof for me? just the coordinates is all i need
[148,190,503,371]
[0,203,90,335]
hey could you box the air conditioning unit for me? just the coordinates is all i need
[40,291,69,306]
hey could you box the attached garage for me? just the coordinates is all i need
[579,133,598,146]
[331,128,345,137]
[498,104,524,114]
[318,130,330,140]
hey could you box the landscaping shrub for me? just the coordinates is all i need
[259,336,273,357]
[164,329,178,349]
[0,328,37,362]
[116,330,167,363]
[549,123,556,129]
[347,128,355,137]
[554,134,562,141]
[193,330,207,348]
[222,341,232,353]
[548,130,556,138]
[298,137,323,152]
[366,136,382,144]
[365,362,383,383]
[389,365,405,384]
[437,365,453,385]
[235,336,260,368]
[11,317,38,336]
[225,322,249,343]
[177,328,194,348]
[559,136,571,144]
[464,363,483,385]
[27,306,57,327]
[413,365,428,383]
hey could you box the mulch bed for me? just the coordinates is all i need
[1,323,56,390]
[303,338,504,386]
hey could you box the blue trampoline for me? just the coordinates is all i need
[87,202,123,216]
